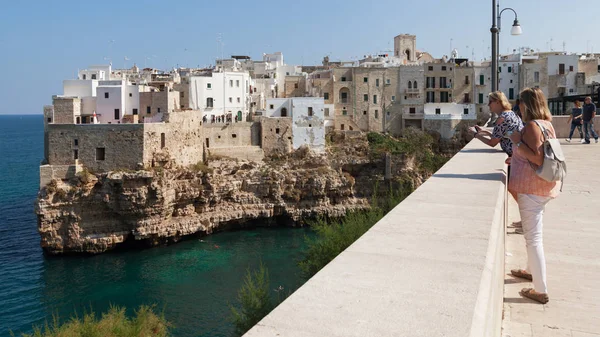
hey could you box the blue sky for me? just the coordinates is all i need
[0,0,598,115]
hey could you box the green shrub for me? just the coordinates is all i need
[16,305,170,337]
[230,263,274,336]
[299,183,412,278]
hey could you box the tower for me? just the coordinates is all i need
[394,34,417,62]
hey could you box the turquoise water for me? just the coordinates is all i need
[0,115,312,337]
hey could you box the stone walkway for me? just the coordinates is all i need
[502,142,600,337]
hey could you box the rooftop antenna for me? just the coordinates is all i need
[563,41,566,52]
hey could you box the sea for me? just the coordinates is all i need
[0,114,311,337]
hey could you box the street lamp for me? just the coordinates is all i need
[490,1,522,92]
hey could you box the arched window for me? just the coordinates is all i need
[405,49,411,61]
[413,81,418,89]
[281,107,288,117]
[408,81,412,89]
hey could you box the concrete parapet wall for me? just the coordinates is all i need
[40,164,82,187]
[550,115,600,138]
[208,146,264,162]
[244,140,508,337]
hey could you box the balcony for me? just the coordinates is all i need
[405,88,419,94]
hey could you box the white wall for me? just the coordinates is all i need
[424,103,476,120]
[291,98,325,152]
[547,55,579,75]
[123,84,140,116]
[498,61,519,100]
[81,96,97,116]
[63,80,98,97]
[96,81,125,124]
[265,98,291,117]
[189,71,250,121]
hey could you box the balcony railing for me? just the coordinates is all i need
[405,88,419,94]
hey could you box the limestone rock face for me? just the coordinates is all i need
[36,151,369,255]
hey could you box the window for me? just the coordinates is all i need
[428,66,433,71]
[376,79,380,87]
[270,104,274,109]
[408,81,412,89]
[409,107,416,114]
[147,106,151,114]
[324,93,329,100]
[207,98,213,108]
[499,67,502,73]
[207,83,212,89]
[464,108,469,115]
[465,76,469,85]
[534,71,540,82]
[440,77,447,88]
[129,93,132,97]
[229,97,232,103]
[230,80,233,87]
[236,80,240,87]
[74,139,78,146]
[105,92,109,99]
[91,74,96,80]
[253,87,257,93]
[114,109,119,120]
[435,108,441,114]
[569,65,574,72]
[133,108,138,115]
[308,107,313,116]
[559,63,565,75]
[232,134,237,138]
[442,66,447,71]
[294,83,298,89]
[237,97,240,103]
[340,124,345,130]
[464,93,470,103]
[82,74,86,80]
[480,75,485,85]
[479,93,484,104]
[391,96,395,102]
[324,108,330,117]
[508,66,512,73]
[440,92,449,102]
[386,79,391,85]
[413,81,417,89]
[373,95,377,104]
[363,77,368,83]
[73,149,78,160]
[286,72,289,76]
[341,76,346,82]
[342,108,347,115]
[364,94,368,101]
[375,110,378,119]
[47,117,52,123]
[509,88,514,100]
[158,108,161,113]
[426,91,435,103]
[363,111,367,115]
[161,133,166,149]
[96,148,105,161]
[275,128,280,134]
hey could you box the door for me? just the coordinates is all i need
[237,111,242,121]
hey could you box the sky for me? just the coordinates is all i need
[0,0,598,115]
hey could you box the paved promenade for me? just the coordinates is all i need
[502,141,600,337]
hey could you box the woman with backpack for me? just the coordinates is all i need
[508,87,561,304]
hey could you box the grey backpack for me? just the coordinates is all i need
[531,120,567,189]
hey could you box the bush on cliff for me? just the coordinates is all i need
[299,183,413,278]
[16,305,170,337]
[230,263,275,336]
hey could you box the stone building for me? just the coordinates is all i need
[283,75,307,98]
[399,65,425,132]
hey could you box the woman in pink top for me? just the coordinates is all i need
[508,87,560,304]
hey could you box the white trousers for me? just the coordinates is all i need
[518,193,552,294]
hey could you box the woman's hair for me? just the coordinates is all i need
[488,91,512,111]
[574,100,581,108]
[519,87,552,122]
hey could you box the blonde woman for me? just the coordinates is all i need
[471,91,524,157]
[508,87,560,304]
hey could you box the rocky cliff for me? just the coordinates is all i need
[36,130,459,255]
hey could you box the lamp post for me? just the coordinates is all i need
[490,1,522,92]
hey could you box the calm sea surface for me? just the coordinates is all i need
[0,115,311,337]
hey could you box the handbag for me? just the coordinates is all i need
[529,120,567,189]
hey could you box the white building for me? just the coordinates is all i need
[266,97,326,153]
[95,80,140,124]
[498,57,520,101]
[474,62,492,117]
[423,103,476,120]
[188,71,251,122]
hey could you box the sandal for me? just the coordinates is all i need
[511,269,533,280]
[508,221,522,228]
[520,288,549,304]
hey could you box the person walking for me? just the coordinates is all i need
[582,96,598,144]
[566,100,584,143]
[508,87,560,304]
